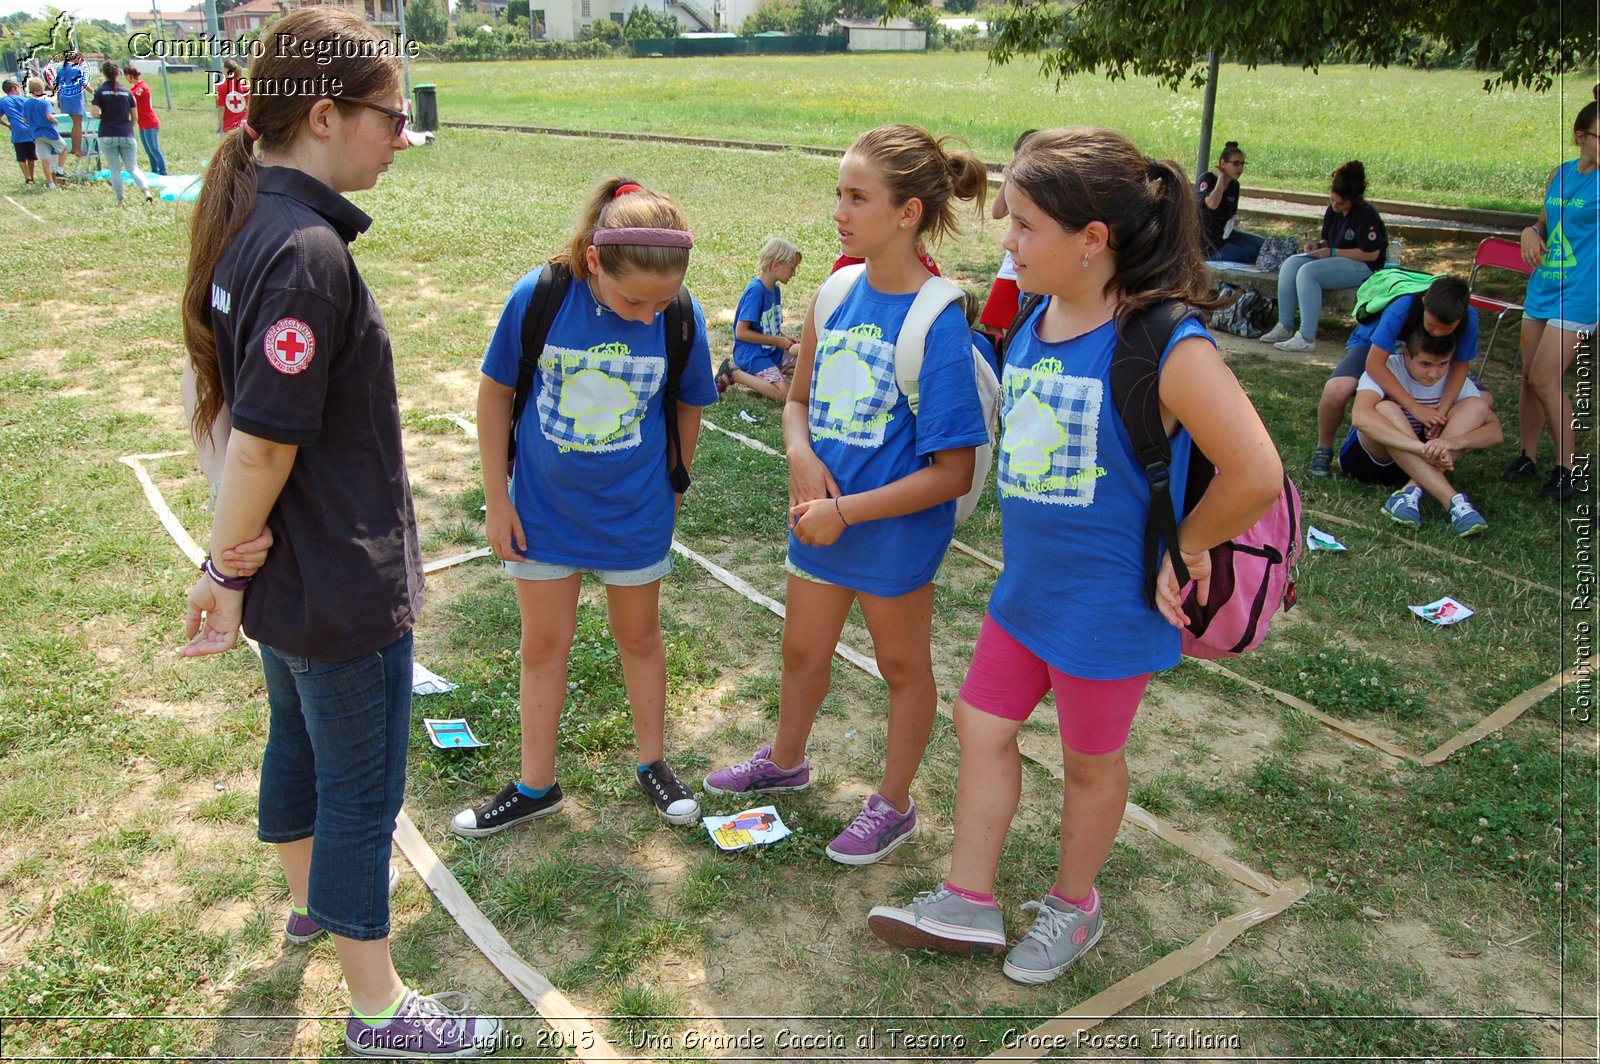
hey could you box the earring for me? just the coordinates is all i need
[899,221,907,229]
[1081,255,1090,268]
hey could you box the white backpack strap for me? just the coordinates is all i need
[896,276,968,416]
[811,263,865,339]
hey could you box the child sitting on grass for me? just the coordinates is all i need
[717,236,801,401]
[1341,327,1502,536]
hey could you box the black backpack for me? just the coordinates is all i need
[509,261,698,493]
[999,295,1215,601]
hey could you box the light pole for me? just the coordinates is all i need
[150,0,173,110]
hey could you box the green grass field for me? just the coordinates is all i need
[0,56,1593,1061]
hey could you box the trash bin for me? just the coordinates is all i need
[413,84,438,133]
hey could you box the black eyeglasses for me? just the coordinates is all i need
[350,99,408,138]
[1579,130,1600,142]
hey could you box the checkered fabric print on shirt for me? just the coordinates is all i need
[997,365,1105,507]
[808,325,901,449]
[535,343,666,453]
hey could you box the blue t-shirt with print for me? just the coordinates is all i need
[0,94,29,144]
[1525,158,1600,326]
[787,275,989,597]
[481,266,719,571]
[1346,293,1478,363]
[21,96,59,141]
[55,63,86,112]
[732,277,783,374]
[989,302,1205,680]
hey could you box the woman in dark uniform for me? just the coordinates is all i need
[179,9,501,1057]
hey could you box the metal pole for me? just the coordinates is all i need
[203,0,222,82]
[1195,47,1219,182]
[395,0,411,101]
[151,0,174,110]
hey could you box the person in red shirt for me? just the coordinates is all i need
[123,64,165,175]
[215,58,248,135]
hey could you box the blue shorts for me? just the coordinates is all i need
[1531,317,1598,335]
[503,554,671,586]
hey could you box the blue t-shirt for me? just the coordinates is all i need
[55,63,86,111]
[481,266,719,570]
[1346,293,1478,363]
[1525,158,1600,326]
[731,277,783,374]
[788,275,989,597]
[21,96,59,141]
[989,302,1205,680]
[0,94,29,144]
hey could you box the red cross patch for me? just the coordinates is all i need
[263,317,316,375]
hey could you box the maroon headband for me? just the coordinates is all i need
[591,227,694,249]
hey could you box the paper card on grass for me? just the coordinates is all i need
[738,409,759,423]
[411,662,459,695]
[1410,596,1474,626]
[423,718,487,749]
[703,805,791,851]
[1306,525,1348,552]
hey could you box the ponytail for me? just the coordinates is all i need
[182,5,402,444]
[1008,127,1223,319]
[846,124,987,247]
[100,60,119,88]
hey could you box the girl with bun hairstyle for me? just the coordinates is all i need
[1262,160,1388,351]
[1195,140,1265,263]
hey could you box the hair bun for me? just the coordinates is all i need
[1224,140,1239,149]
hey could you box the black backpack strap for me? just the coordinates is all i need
[662,286,696,493]
[997,292,1045,368]
[1109,301,1200,606]
[510,261,572,464]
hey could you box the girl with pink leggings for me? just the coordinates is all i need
[869,127,1282,985]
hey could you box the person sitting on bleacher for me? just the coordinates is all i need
[1196,141,1265,264]
[1309,276,1479,477]
[1261,160,1387,352]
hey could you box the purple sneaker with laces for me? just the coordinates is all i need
[345,988,502,1058]
[285,864,400,945]
[703,745,811,796]
[825,793,916,866]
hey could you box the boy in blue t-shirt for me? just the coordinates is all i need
[0,79,35,184]
[716,236,801,402]
[1340,326,1502,536]
[1310,275,1479,477]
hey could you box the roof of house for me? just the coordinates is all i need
[834,17,923,30]
[223,0,283,15]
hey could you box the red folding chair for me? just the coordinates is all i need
[1467,236,1534,382]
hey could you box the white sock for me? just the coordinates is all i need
[1450,492,1468,508]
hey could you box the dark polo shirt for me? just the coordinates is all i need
[1194,169,1239,254]
[1318,201,1388,275]
[210,166,423,660]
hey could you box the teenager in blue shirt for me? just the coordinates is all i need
[869,127,1281,983]
[717,236,801,402]
[22,77,64,188]
[53,50,86,159]
[456,178,718,838]
[1504,85,1600,501]
[0,79,35,185]
[1309,276,1479,477]
[703,124,990,867]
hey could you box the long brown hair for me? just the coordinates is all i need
[182,7,401,442]
[1006,126,1222,318]
[557,177,692,282]
[846,123,987,247]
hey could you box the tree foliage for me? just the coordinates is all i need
[975,0,1592,94]
[737,0,838,37]
[407,0,449,44]
[623,6,682,39]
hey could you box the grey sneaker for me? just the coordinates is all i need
[345,988,502,1057]
[1002,894,1105,985]
[1259,323,1292,344]
[867,886,1006,957]
[1307,446,1333,478]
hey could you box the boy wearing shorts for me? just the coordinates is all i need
[1340,326,1502,536]
[716,237,801,402]
[0,80,35,184]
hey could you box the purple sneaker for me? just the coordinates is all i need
[285,864,401,945]
[825,793,916,866]
[345,988,502,1058]
[703,745,811,796]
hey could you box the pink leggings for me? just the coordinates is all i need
[958,615,1150,755]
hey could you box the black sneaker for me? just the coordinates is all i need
[636,760,700,825]
[450,779,564,838]
[1308,446,1333,478]
[1501,453,1537,481]
[1543,466,1575,501]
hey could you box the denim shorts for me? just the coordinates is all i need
[503,553,671,586]
[1533,317,1598,335]
[257,630,412,941]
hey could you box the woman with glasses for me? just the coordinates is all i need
[1195,140,1264,264]
[179,8,499,1057]
[1502,84,1600,502]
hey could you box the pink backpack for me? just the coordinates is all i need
[1107,302,1302,658]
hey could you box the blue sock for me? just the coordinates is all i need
[637,762,653,773]
[515,781,552,800]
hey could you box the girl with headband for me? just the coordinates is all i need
[180,8,502,1055]
[454,178,718,838]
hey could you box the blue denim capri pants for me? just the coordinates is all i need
[257,630,412,941]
